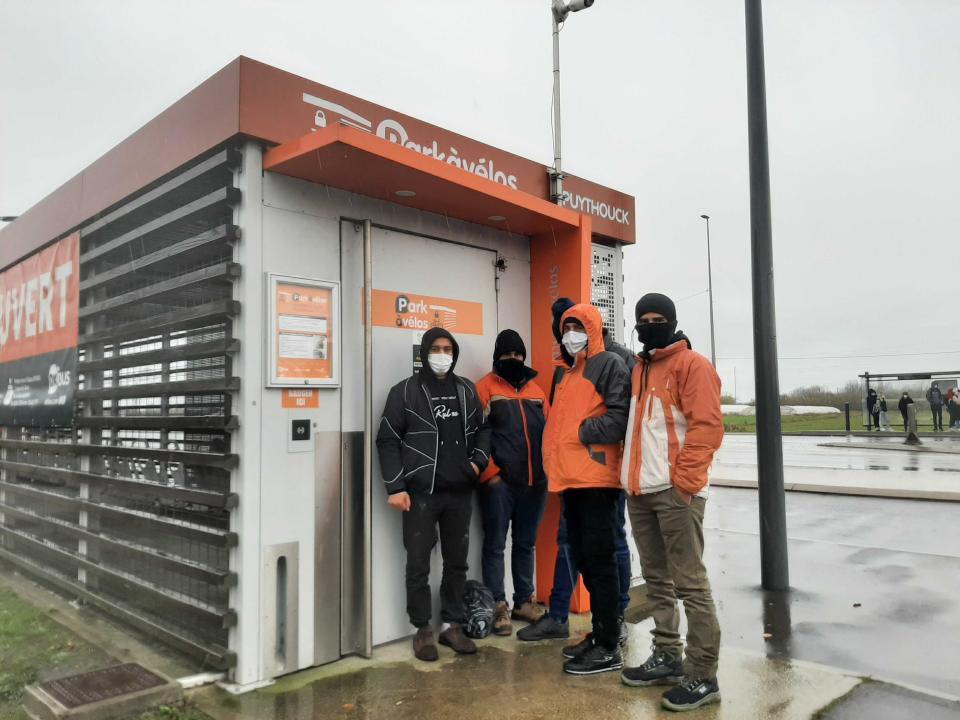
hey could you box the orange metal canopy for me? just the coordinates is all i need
[262,124,583,236]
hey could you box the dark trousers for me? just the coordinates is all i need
[402,490,473,628]
[870,411,880,430]
[549,491,632,623]
[931,405,943,431]
[479,481,547,605]
[562,487,622,650]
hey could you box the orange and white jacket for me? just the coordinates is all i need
[620,336,724,497]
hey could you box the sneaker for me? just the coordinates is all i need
[493,601,513,637]
[517,614,570,641]
[511,599,547,623]
[413,627,439,662]
[661,677,721,711]
[562,633,593,659]
[621,648,683,687]
[438,623,477,654]
[562,643,623,675]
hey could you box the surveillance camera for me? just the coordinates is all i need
[567,0,595,11]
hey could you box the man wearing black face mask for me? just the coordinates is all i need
[620,293,724,712]
[476,330,549,635]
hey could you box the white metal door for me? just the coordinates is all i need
[369,227,498,646]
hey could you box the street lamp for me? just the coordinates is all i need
[700,214,717,367]
[550,0,595,204]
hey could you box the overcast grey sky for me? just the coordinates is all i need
[1,0,957,400]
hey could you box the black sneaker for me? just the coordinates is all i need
[517,614,570,641]
[661,677,721,711]
[621,647,683,686]
[562,643,623,675]
[562,633,593,659]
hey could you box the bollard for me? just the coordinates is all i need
[844,402,851,433]
[905,404,922,445]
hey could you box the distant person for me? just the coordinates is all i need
[947,388,960,430]
[877,393,891,431]
[897,392,915,432]
[866,388,880,430]
[926,382,945,432]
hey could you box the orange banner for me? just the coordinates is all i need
[0,233,79,364]
[371,289,483,335]
[275,282,333,381]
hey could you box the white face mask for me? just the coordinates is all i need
[562,330,589,356]
[428,352,454,376]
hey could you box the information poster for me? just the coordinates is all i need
[267,275,339,387]
[0,233,80,426]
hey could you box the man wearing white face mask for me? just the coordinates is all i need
[542,303,631,675]
[376,327,491,661]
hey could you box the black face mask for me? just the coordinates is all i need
[636,321,678,350]
[494,358,527,385]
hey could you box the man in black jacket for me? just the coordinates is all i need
[376,327,491,662]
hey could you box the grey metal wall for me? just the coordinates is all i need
[0,147,241,670]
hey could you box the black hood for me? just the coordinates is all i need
[420,327,459,376]
[492,329,526,363]
[551,297,576,367]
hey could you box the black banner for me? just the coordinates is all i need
[0,347,77,426]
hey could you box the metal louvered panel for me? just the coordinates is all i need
[0,145,241,669]
[591,243,624,342]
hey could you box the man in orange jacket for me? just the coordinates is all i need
[542,303,631,675]
[475,330,549,636]
[619,293,724,712]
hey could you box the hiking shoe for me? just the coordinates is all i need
[621,648,683,687]
[562,643,623,675]
[439,623,477,654]
[562,633,594,659]
[661,677,721,711]
[413,627,438,662]
[517,614,569,641]
[511,599,547,623]
[493,601,513,636]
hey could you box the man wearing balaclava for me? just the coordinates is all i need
[619,293,724,712]
[376,327,491,662]
[475,330,549,636]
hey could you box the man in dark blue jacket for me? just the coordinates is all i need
[376,327,491,662]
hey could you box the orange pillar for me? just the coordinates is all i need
[529,214,593,613]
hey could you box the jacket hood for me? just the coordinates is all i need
[420,327,459,375]
[560,303,605,360]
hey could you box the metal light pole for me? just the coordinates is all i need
[550,0,595,203]
[745,0,789,591]
[700,214,717,367]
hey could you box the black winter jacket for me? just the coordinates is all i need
[376,370,491,495]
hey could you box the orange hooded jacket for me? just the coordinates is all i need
[542,304,631,492]
[620,336,724,497]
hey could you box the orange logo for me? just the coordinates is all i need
[371,289,483,335]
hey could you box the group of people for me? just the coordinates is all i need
[867,381,960,432]
[377,293,725,712]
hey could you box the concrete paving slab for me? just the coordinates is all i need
[817,681,960,720]
[194,623,859,720]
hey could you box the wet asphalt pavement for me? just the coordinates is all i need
[699,486,960,696]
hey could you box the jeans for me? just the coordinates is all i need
[549,491,632,624]
[628,488,721,678]
[932,405,943,431]
[562,487,622,650]
[402,490,473,628]
[479,481,548,605]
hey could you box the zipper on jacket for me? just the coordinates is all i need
[518,399,534,486]
[420,383,439,494]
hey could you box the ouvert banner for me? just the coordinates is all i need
[0,233,79,426]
